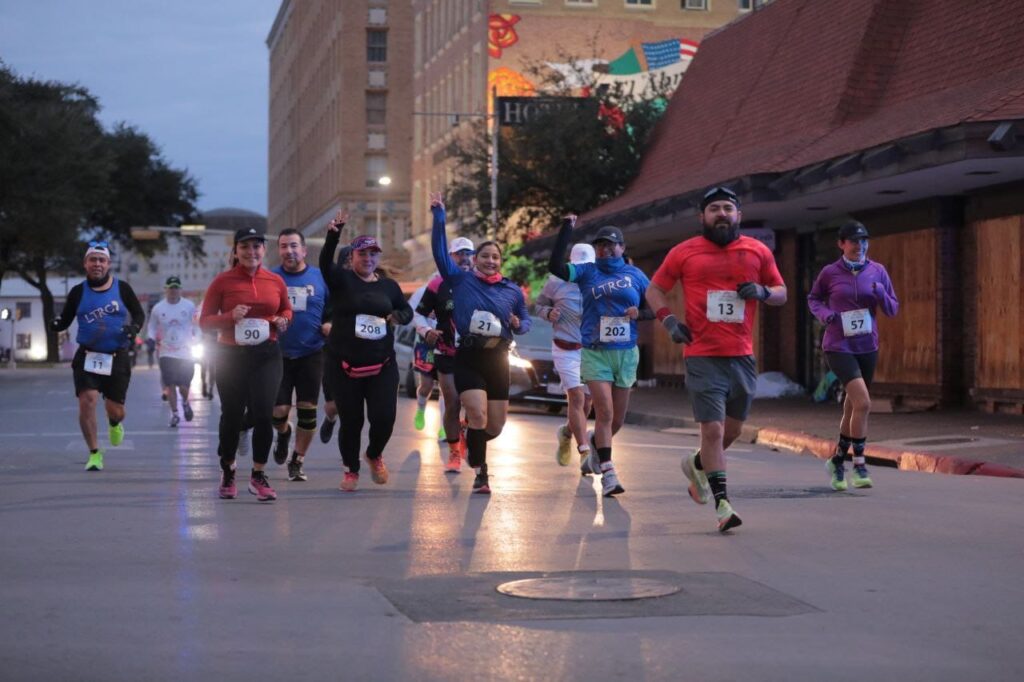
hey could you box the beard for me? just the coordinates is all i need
[86,271,111,287]
[702,218,740,247]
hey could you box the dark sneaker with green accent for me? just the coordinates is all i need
[716,499,743,533]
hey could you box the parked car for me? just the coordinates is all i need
[393,319,568,411]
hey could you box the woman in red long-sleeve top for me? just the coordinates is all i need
[199,227,292,502]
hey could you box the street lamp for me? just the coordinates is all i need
[376,175,392,245]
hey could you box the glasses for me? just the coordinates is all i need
[88,240,109,248]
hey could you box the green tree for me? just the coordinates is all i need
[445,52,672,244]
[0,64,200,360]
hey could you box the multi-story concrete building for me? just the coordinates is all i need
[407,0,751,275]
[267,0,413,272]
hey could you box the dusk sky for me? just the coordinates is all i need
[0,0,283,216]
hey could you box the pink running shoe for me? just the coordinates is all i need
[339,471,359,492]
[367,456,389,485]
[248,471,277,502]
[219,467,237,499]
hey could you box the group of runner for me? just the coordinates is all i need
[57,184,898,532]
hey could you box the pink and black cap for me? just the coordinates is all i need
[350,235,382,253]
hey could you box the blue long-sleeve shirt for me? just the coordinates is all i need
[431,205,530,342]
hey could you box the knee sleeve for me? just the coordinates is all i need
[296,406,318,432]
[272,414,289,428]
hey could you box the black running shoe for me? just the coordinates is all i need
[287,457,307,482]
[274,426,291,465]
[182,402,194,422]
[472,472,490,495]
[319,417,336,444]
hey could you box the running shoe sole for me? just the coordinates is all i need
[274,428,291,465]
[319,418,336,444]
[248,481,277,502]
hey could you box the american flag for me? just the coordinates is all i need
[641,38,700,70]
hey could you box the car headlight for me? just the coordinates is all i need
[191,344,204,360]
[508,354,533,370]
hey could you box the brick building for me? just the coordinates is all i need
[267,0,413,271]
[527,0,1024,412]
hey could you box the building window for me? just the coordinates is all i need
[683,0,708,8]
[15,302,31,319]
[566,0,596,5]
[626,0,654,6]
[366,92,386,125]
[16,333,31,350]
[365,155,388,187]
[367,30,387,62]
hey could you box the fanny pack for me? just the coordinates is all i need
[459,334,511,351]
[552,338,582,351]
[341,356,390,379]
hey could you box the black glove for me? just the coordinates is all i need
[737,281,770,301]
[662,314,692,344]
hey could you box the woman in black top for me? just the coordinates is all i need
[320,209,414,492]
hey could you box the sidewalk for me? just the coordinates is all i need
[625,386,1024,478]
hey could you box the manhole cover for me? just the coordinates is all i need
[496,576,680,601]
[904,437,976,446]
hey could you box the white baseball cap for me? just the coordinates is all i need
[570,243,595,265]
[449,237,475,254]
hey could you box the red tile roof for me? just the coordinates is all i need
[586,0,1024,222]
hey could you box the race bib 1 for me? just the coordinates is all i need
[84,351,114,376]
[355,314,387,340]
[599,316,630,343]
[287,286,308,312]
[470,310,502,337]
[235,318,270,346]
[707,290,744,324]
[841,308,872,337]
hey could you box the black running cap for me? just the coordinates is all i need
[700,186,741,211]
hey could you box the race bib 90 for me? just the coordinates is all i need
[707,290,744,323]
[355,314,387,340]
[599,316,629,343]
[235,318,269,346]
[470,310,501,337]
[841,309,872,337]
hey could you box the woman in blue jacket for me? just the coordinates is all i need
[430,193,530,494]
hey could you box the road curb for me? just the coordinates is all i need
[625,410,1024,480]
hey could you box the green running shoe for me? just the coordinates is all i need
[555,424,572,466]
[438,426,446,441]
[85,451,104,472]
[716,499,743,533]
[827,458,848,491]
[414,407,426,431]
[680,450,710,504]
[108,423,124,447]
[852,465,873,489]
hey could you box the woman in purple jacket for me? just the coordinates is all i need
[807,221,899,491]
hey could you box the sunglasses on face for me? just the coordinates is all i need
[88,240,109,248]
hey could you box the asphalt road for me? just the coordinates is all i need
[1,366,1021,681]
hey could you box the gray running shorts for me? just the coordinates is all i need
[685,355,757,423]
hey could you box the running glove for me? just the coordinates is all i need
[737,281,770,301]
[662,315,692,344]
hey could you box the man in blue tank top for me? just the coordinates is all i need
[51,242,146,471]
[271,228,330,482]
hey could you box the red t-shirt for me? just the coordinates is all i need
[199,265,292,346]
[651,235,784,357]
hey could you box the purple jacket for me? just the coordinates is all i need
[807,258,899,353]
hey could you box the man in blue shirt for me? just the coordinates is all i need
[51,242,146,472]
[271,228,330,482]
